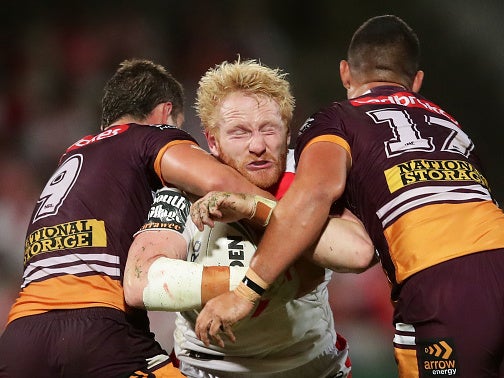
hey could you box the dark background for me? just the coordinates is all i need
[1,1,502,376]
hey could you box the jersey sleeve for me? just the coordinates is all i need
[294,105,351,164]
[139,124,199,187]
[135,187,197,247]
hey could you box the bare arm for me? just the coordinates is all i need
[124,229,249,311]
[250,141,349,280]
[124,186,249,311]
[191,191,375,272]
[309,210,376,273]
[194,141,349,346]
[190,191,276,230]
[123,230,188,309]
[160,143,274,199]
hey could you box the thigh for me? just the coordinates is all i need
[58,308,172,377]
[0,315,58,378]
[0,308,178,378]
[394,249,504,378]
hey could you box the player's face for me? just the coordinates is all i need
[207,92,289,190]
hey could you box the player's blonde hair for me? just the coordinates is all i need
[195,58,295,133]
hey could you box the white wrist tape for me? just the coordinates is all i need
[143,257,248,311]
[144,257,203,311]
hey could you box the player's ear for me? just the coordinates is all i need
[205,131,220,157]
[339,60,351,90]
[412,70,424,93]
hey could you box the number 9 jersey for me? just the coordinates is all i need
[7,123,197,325]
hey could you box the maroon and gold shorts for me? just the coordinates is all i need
[0,307,184,377]
[393,248,504,377]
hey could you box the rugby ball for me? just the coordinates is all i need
[188,221,258,267]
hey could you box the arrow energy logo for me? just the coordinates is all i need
[418,339,458,376]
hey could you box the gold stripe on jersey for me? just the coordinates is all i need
[384,159,489,193]
[24,219,106,264]
[7,274,126,324]
[304,135,351,160]
[385,201,504,283]
[154,140,198,186]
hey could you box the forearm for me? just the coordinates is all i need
[246,141,348,288]
[161,144,274,199]
[309,215,375,273]
[249,181,331,285]
[124,226,249,311]
[130,257,247,311]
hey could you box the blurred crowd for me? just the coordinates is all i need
[1,1,503,376]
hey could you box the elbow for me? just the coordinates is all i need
[351,238,376,273]
[343,219,376,273]
[123,275,145,309]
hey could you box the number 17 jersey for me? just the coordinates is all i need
[295,86,504,299]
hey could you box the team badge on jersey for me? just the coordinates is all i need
[417,338,459,376]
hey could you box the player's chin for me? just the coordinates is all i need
[244,170,279,189]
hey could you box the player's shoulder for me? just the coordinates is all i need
[128,123,195,141]
[147,123,181,131]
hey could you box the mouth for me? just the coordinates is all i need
[246,160,273,171]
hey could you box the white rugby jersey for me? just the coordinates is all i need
[140,150,351,377]
[174,268,349,377]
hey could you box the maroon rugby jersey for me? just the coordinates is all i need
[295,86,504,299]
[8,123,197,324]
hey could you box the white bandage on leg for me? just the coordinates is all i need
[143,257,248,311]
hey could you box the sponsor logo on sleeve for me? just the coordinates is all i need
[298,117,314,136]
[151,124,178,130]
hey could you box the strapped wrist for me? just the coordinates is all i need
[234,267,270,302]
[249,195,277,227]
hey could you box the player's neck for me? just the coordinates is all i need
[350,82,407,99]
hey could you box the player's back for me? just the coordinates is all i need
[8,123,195,324]
[296,86,504,294]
